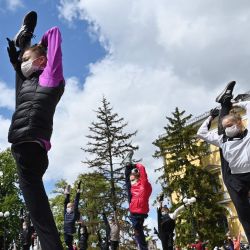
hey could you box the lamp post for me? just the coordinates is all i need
[0,211,10,250]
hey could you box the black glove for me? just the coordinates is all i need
[159,193,164,202]
[77,180,82,190]
[210,107,220,119]
[6,38,19,65]
[153,227,158,234]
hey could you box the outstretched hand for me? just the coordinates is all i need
[6,38,19,65]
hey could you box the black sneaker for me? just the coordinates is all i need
[121,150,134,166]
[215,81,236,104]
[14,11,37,49]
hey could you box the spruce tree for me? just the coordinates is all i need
[153,107,227,247]
[82,96,138,211]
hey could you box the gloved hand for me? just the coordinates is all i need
[157,193,164,202]
[6,38,19,65]
[210,107,220,119]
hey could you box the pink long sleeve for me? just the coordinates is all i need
[39,26,64,87]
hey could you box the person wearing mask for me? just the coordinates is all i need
[156,194,196,250]
[7,11,65,249]
[124,150,152,250]
[197,81,250,243]
[102,210,120,250]
[64,182,81,250]
[20,221,33,250]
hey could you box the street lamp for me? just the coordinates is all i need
[0,211,10,250]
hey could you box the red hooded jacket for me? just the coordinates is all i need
[129,163,152,214]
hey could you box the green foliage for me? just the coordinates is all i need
[50,178,67,244]
[153,107,227,247]
[50,173,135,248]
[0,148,24,248]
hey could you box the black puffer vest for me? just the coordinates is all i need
[161,214,175,235]
[8,73,64,144]
[64,211,79,234]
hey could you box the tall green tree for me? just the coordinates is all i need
[82,96,138,211]
[153,107,227,247]
[0,149,24,248]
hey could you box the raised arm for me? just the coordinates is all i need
[74,181,81,212]
[197,117,221,147]
[64,185,71,214]
[233,101,250,130]
[64,193,70,214]
[136,163,148,184]
[74,192,80,211]
[169,205,186,220]
[157,206,162,235]
[39,26,64,87]
[125,165,133,203]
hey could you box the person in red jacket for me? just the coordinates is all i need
[124,150,152,250]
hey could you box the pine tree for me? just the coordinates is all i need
[153,107,227,247]
[82,96,138,211]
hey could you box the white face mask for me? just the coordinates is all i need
[21,59,40,78]
[130,179,138,185]
[66,207,73,213]
[225,124,241,138]
[161,211,167,216]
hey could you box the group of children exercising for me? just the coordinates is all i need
[6,10,250,250]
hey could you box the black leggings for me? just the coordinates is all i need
[64,233,73,250]
[11,142,63,250]
[110,241,119,250]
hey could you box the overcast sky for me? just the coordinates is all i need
[1,0,250,241]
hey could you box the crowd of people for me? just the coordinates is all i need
[4,9,250,250]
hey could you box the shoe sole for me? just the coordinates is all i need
[215,81,236,103]
[14,11,37,47]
